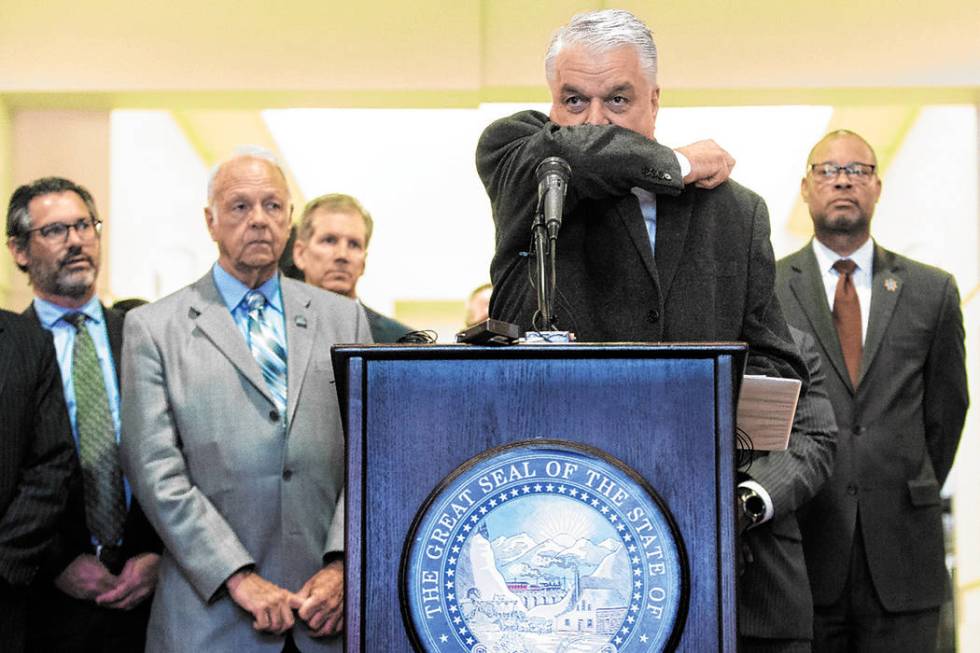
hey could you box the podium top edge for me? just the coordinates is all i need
[331,342,749,361]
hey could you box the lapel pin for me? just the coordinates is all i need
[295,316,308,328]
[884,278,898,292]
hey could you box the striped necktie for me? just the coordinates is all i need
[65,312,126,546]
[245,291,287,415]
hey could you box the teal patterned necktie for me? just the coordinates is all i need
[245,291,288,415]
[65,312,126,546]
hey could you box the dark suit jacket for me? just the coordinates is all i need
[739,326,837,640]
[776,242,968,612]
[363,305,413,343]
[0,310,76,587]
[477,110,806,380]
[24,304,162,577]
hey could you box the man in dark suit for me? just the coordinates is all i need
[739,326,837,652]
[776,130,969,652]
[479,11,818,646]
[292,193,414,342]
[6,176,162,652]
[477,8,805,380]
[0,309,77,653]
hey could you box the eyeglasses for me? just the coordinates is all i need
[25,218,102,243]
[809,162,877,184]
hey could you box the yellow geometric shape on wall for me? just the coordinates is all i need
[785,106,921,240]
[170,110,305,211]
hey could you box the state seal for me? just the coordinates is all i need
[402,440,687,652]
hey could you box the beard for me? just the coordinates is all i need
[814,208,870,236]
[28,245,98,300]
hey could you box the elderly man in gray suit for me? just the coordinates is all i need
[120,147,371,652]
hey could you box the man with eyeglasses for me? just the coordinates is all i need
[5,176,162,652]
[776,130,968,652]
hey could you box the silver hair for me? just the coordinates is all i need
[206,145,290,205]
[544,9,658,84]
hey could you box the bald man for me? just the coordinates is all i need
[776,130,968,652]
[120,148,372,653]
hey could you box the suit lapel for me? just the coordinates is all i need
[188,274,276,408]
[787,246,855,393]
[0,317,6,396]
[653,190,694,301]
[860,245,903,384]
[613,195,660,288]
[103,305,124,380]
[282,280,318,427]
[23,304,39,324]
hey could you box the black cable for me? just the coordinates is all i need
[735,426,754,473]
[396,330,438,344]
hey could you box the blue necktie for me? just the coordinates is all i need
[245,291,287,415]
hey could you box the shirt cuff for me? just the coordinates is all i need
[674,150,692,179]
[738,480,775,526]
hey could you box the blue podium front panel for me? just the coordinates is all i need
[338,346,739,652]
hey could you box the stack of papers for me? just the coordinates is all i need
[735,375,802,451]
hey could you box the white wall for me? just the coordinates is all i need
[109,111,212,301]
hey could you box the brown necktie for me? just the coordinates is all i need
[832,259,862,387]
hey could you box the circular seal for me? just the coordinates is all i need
[401,440,687,652]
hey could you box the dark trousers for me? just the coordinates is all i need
[26,584,151,653]
[0,580,28,653]
[813,523,940,653]
[740,637,811,653]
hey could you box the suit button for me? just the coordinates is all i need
[646,309,660,323]
[282,469,293,481]
[846,484,858,496]
[852,425,865,436]
[269,410,280,422]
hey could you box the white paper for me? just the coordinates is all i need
[736,375,802,451]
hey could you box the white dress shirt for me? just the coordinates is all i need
[811,237,874,344]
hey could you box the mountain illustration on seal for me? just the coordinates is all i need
[453,499,633,650]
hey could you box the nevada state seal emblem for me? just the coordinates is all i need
[402,440,687,652]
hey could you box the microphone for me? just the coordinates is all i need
[536,157,572,239]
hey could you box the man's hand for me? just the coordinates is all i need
[297,560,344,638]
[54,554,119,601]
[226,569,304,635]
[676,140,736,189]
[95,553,160,610]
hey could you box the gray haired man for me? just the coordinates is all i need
[120,147,372,652]
[477,11,813,649]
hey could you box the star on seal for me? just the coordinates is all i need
[884,278,898,292]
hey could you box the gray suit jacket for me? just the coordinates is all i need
[776,242,968,611]
[739,326,837,640]
[120,272,372,652]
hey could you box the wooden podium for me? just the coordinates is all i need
[332,343,747,652]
